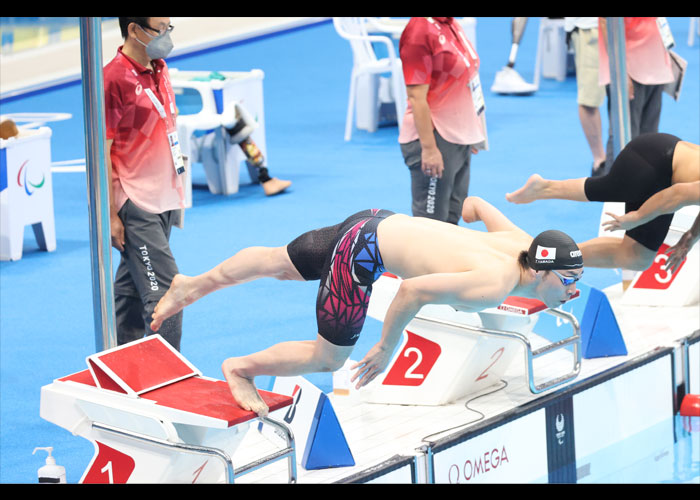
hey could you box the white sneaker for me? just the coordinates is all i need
[491,66,538,95]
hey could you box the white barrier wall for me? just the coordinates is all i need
[424,347,677,484]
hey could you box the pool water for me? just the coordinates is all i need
[574,414,699,484]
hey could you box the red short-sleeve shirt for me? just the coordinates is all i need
[104,47,185,214]
[399,17,485,146]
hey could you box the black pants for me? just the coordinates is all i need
[400,130,472,224]
[114,199,183,350]
[604,80,664,172]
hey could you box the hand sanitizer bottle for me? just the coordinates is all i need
[32,447,66,484]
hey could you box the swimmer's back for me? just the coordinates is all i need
[377,214,531,278]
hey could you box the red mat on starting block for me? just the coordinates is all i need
[59,336,292,427]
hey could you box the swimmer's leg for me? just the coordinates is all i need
[151,245,303,331]
[222,334,353,416]
[506,175,589,204]
[579,234,656,271]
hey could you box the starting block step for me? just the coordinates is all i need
[40,335,297,483]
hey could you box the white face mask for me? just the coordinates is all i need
[136,24,174,60]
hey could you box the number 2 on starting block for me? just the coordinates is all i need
[382,331,442,386]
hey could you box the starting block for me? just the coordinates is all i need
[600,203,700,307]
[39,335,297,484]
[362,274,582,406]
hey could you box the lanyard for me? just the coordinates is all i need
[133,67,176,129]
[428,18,477,69]
[427,18,483,116]
[132,67,185,176]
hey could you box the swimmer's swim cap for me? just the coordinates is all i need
[527,230,583,270]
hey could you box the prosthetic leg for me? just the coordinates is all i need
[221,102,291,196]
[491,17,538,95]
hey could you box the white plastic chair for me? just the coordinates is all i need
[689,17,699,47]
[333,17,406,141]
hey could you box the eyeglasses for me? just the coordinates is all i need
[551,269,583,286]
[140,24,174,37]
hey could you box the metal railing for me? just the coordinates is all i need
[413,307,582,394]
[92,416,297,484]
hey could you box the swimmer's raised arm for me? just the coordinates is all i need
[462,196,530,235]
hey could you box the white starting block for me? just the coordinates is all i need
[362,274,581,406]
[170,69,268,203]
[39,335,297,483]
[0,126,56,261]
[600,202,700,307]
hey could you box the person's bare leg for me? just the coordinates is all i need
[579,235,656,270]
[506,175,590,204]
[578,105,606,169]
[150,246,303,331]
[222,334,354,416]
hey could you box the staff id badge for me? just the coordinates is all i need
[470,73,485,116]
[656,17,675,49]
[168,131,186,176]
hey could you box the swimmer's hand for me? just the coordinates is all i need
[350,343,394,389]
[602,211,641,232]
[664,231,693,274]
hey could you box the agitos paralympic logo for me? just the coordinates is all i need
[17,159,45,195]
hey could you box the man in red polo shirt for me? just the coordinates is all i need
[104,17,186,350]
[399,17,488,225]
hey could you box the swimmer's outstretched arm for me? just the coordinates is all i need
[602,181,700,232]
[351,270,510,388]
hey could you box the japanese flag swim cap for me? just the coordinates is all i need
[527,230,583,270]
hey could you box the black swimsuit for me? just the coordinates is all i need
[584,132,682,251]
[286,209,395,346]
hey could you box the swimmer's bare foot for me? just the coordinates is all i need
[222,358,269,417]
[505,174,547,204]
[150,274,196,331]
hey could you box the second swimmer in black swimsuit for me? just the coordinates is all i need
[506,133,700,272]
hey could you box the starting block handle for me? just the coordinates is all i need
[237,417,297,482]
[91,415,297,484]
[529,308,582,393]
[413,307,581,394]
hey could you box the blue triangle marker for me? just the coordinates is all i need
[524,283,627,359]
[302,393,355,470]
[580,287,627,358]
